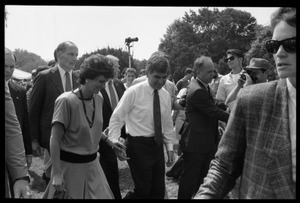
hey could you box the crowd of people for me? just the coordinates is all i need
[5,7,295,199]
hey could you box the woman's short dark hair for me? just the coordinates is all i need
[78,54,115,84]
[270,7,296,31]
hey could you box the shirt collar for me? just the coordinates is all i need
[58,64,73,75]
[196,78,208,90]
[287,78,296,102]
[145,78,163,95]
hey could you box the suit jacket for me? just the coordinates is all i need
[5,82,28,198]
[28,65,79,151]
[8,80,32,155]
[100,79,127,140]
[196,79,295,199]
[180,78,229,153]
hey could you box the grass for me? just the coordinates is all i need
[27,153,179,199]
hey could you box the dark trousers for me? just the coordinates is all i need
[99,140,122,199]
[125,136,165,199]
[178,151,215,199]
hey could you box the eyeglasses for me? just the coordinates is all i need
[265,37,296,54]
[225,56,235,63]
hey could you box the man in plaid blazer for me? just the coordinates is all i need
[195,7,296,199]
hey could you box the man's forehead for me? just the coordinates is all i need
[151,73,168,79]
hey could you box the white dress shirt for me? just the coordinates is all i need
[108,79,175,151]
[287,78,296,183]
[57,65,73,92]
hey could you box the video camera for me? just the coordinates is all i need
[125,37,139,44]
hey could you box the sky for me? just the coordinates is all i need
[5,6,279,62]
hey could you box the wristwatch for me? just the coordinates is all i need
[14,176,31,184]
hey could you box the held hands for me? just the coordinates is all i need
[102,128,130,161]
[107,139,130,161]
[52,173,64,192]
[166,150,176,167]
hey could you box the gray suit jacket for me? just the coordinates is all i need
[196,78,295,199]
[5,83,28,198]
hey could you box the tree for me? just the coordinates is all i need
[13,49,47,73]
[133,59,147,73]
[75,46,138,78]
[245,25,278,81]
[159,7,258,81]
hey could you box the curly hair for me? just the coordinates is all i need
[78,54,115,84]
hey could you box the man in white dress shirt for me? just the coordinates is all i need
[108,51,176,199]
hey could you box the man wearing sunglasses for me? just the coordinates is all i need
[195,7,296,199]
[225,57,271,106]
[216,49,250,112]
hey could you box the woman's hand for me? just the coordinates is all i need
[106,139,130,161]
[52,174,64,192]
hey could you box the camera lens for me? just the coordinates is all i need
[241,74,246,81]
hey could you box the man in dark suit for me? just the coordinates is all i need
[8,79,33,166]
[28,41,79,183]
[98,55,127,199]
[178,56,229,199]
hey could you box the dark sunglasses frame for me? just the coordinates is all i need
[265,37,296,54]
[224,56,235,63]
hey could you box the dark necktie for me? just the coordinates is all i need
[109,80,117,110]
[65,71,71,92]
[153,90,163,145]
[207,85,213,99]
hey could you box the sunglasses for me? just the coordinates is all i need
[265,37,296,54]
[225,56,235,63]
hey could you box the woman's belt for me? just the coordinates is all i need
[60,150,97,163]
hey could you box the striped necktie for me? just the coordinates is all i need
[109,80,117,110]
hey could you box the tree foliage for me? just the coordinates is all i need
[75,46,143,78]
[159,7,259,82]
[13,49,47,73]
[245,25,278,81]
